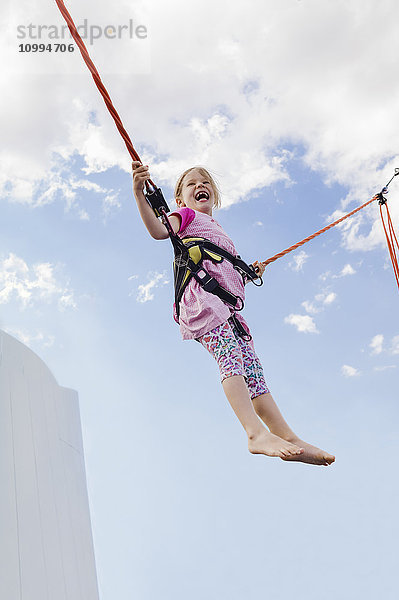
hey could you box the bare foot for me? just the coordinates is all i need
[248,430,304,459]
[280,436,335,466]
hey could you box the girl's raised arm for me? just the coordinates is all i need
[132,161,180,239]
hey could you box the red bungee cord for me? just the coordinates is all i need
[380,200,399,290]
[54,0,399,292]
[53,0,156,190]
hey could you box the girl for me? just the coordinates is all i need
[132,162,335,466]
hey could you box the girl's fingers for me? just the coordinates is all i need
[252,260,265,277]
[132,163,150,182]
[258,262,265,275]
[132,161,149,173]
[133,165,149,174]
[131,162,151,196]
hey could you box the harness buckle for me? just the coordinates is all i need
[237,263,263,287]
[195,268,219,292]
[145,186,170,218]
[174,253,189,268]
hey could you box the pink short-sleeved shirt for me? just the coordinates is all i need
[170,207,248,340]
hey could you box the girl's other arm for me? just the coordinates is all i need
[132,161,180,239]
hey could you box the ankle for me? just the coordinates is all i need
[247,425,267,441]
[268,425,297,441]
[280,431,299,443]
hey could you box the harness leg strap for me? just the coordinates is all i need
[192,267,243,310]
[229,313,252,341]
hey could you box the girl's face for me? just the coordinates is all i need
[177,168,214,215]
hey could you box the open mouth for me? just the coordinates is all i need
[195,190,209,201]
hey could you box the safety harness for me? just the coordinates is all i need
[145,188,263,340]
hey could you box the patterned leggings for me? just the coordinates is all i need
[197,316,270,400]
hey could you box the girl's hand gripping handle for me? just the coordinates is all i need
[131,161,180,240]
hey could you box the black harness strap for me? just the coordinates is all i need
[191,239,263,284]
[173,236,262,327]
[228,312,252,342]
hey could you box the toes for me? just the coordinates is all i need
[289,444,303,455]
[280,448,291,458]
[288,448,300,456]
[323,454,335,464]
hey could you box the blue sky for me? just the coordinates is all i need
[2,1,399,599]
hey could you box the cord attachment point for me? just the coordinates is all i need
[145,186,170,218]
[378,192,388,205]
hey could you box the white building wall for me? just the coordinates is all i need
[0,330,100,600]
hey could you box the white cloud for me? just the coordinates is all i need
[58,293,77,311]
[341,364,360,378]
[315,292,337,305]
[102,192,122,219]
[369,334,384,355]
[320,264,357,282]
[0,253,76,310]
[391,335,399,355]
[302,290,336,315]
[0,152,120,219]
[301,300,319,315]
[284,313,319,334]
[339,264,356,277]
[135,271,169,303]
[319,271,331,282]
[289,250,309,272]
[374,365,396,372]
[323,292,337,305]
[2,0,399,230]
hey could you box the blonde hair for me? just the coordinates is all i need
[174,167,221,209]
